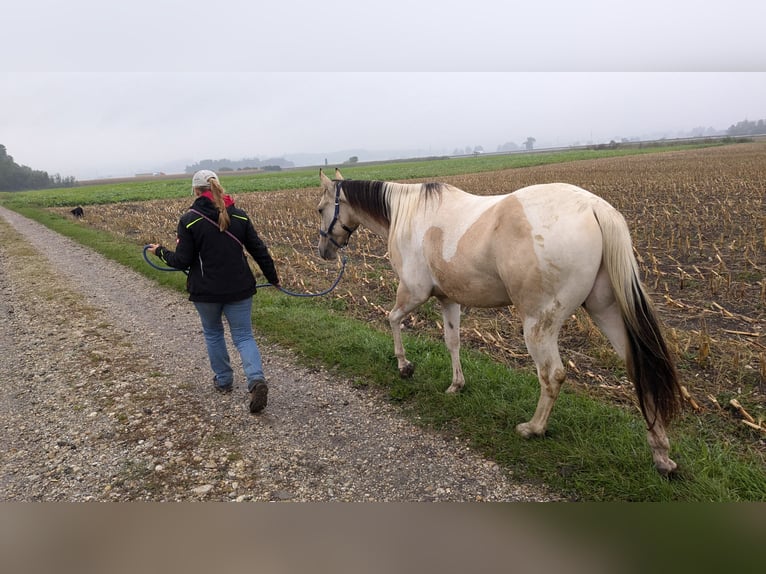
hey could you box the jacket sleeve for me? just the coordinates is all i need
[243,218,279,285]
[156,218,195,270]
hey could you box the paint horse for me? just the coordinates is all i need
[317,169,682,475]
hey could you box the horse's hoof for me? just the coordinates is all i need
[399,363,415,379]
[445,383,464,394]
[655,458,678,477]
[515,422,544,438]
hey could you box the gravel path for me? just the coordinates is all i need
[0,205,562,501]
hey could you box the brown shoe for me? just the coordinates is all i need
[213,376,233,393]
[249,381,268,413]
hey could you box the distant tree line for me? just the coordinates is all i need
[495,137,537,152]
[185,156,295,174]
[490,118,765,155]
[0,145,77,191]
[727,119,766,136]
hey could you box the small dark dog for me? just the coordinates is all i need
[70,206,84,218]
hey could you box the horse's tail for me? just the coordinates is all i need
[592,202,682,427]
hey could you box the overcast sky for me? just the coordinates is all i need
[3,1,765,180]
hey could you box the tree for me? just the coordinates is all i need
[0,144,74,191]
[727,118,766,136]
[497,142,519,152]
[185,156,295,173]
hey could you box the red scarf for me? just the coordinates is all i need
[200,190,235,207]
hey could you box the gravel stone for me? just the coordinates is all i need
[0,205,563,501]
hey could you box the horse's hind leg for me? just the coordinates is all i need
[644,407,676,475]
[516,315,567,438]
[585,268,677,474]
[588,298,677,473]
[584,266,628,359]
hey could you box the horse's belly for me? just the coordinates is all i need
[432,272,512,308]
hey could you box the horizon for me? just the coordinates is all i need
[5,72,764,181]
[9,119,750,182]
[70,131,748,184]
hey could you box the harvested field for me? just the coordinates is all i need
[68,143,766,447]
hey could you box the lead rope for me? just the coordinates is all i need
[143,245,347,298]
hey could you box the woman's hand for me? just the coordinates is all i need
[147,243,161,255]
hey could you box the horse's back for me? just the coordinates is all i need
[510,182,609,219]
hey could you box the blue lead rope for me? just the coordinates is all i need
[143,245,189,275]
[142,245,347,298]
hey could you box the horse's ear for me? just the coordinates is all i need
[335,168,344,180]
[320,168,332,187]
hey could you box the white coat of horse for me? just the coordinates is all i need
[317,169,682,474]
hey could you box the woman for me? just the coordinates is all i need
[148,169,280,413]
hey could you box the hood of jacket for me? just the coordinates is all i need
[191,193,235,217]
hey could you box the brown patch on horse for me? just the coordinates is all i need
[423,195,545,310]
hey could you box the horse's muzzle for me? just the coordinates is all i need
[317,239,337,261]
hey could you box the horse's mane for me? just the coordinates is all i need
[340,180,444,235]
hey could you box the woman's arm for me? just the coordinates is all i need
[147,220,195,270]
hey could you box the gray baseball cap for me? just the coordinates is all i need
[192,169,218,189]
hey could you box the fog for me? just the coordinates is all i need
[2,1,764,180]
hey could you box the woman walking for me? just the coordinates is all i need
[148,170,280,413]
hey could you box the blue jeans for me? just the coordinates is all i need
[193,298,265,391]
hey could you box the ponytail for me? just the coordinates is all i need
[207,177,231,231]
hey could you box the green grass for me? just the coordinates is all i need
[2,142,764,501]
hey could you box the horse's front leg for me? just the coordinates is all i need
[388,282,428,379]
[389,305,415,378]
[439,298,465,393]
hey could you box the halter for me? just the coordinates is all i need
[319,181,357,249]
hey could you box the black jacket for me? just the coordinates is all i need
[155,195,279,303]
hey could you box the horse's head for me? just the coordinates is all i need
[317,168,358,260]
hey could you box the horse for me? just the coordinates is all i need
[317,168,682,475]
